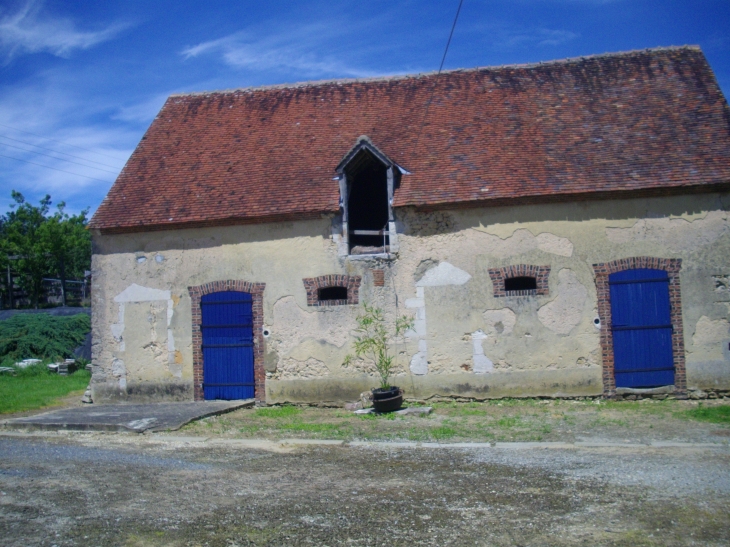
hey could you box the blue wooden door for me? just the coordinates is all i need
[609,269,674,388]
[201,291,254,400]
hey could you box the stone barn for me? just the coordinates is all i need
[88,46,730,405]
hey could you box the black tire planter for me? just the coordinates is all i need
[372,386,400,400]
[371,387,404,412]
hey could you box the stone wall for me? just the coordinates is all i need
[90,192,730,403]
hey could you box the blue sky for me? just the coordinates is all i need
[0,0,728,216]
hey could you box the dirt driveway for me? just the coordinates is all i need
[1,431,728,546]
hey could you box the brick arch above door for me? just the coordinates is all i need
[592,257,685,397]
[188,280,266,403]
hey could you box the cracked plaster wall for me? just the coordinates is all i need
[92,192,730,403]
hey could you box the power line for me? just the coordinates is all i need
[411,0,464,159]
[0,153,114,184]
[0,134,123,170]
[0,121,126,161]
[0,141,120,174]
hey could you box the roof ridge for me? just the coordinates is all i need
[169,45,701,98]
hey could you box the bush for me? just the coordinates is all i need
[11,362,49,377]
[0,313,90,367]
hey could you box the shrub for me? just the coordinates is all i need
[0,313,90,366]
[343,305,414,390]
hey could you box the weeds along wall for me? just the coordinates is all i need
[89,192,730,404]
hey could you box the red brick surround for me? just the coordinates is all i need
[188,280,266,403]
[303,275,361,306]
[592,257,685,397]
[488,265,551,297]
[372,269,385,287]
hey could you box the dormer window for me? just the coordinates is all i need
[336,137,403,256]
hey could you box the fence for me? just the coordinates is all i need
[1,271,91,309]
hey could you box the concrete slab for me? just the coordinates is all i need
[2,400,254,433]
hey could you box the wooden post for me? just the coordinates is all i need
[386,166,394,222]
[338,172,348,249]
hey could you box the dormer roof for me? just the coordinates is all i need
[336,136,396,174]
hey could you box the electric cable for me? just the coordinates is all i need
[0,134,123,169]
[0,153,113,184]
[411,0,464,159]
[0,122,125,161]
[0,141,120,174]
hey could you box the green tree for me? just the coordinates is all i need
[1,192,91,309]
[1,192,52,308]
[38,202,91,306]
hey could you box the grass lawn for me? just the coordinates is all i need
[684,404,730,424]
[178,398,730,443]
[0,366,90,414]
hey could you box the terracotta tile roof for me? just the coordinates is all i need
[90,46,730,233]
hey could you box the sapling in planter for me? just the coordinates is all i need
[343,304,414,412]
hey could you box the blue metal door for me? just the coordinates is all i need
[609,269,674,388]
[201,291,254,400]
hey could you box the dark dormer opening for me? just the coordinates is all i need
[346,149,389,252]
[318,286,348,301]
[337,137,403,256]
[505,276,538,292]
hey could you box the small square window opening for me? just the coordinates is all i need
[318,286,348,301]
[504,276,537,292]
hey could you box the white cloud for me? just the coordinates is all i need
[181,22,378,79]
[536,29,580,47]
[0,0,125,62]
[464,22,579,51]
[0,81,135,215]
[112,94,169,124]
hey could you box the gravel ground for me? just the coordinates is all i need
[1,432,728,546]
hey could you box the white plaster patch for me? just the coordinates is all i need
[111,303,125,351]
[114,283,171,304]
[409,352,428,375]
[112,283,176,369]
[692,316,730,348]
[471,330,493,374]
[111,358,127,390]
[406,286,428,375]
[537,269,587,335]
[482,308,517,336]
[605,210,729,252]
[535,233,573,257]
[167,330,175,359]
[416,262,471,287]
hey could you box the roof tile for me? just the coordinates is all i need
[90,46,730,233]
